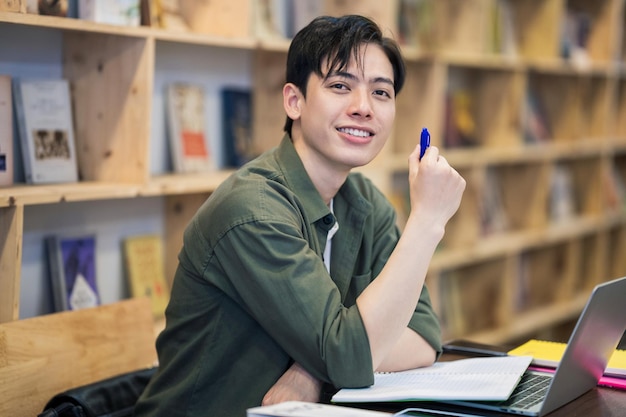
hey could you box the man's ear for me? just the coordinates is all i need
[283,83,303,120]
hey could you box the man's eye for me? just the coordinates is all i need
[330,83,348,90]
[374,90,391,98]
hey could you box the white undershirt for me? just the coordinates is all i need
[324,199,339,273]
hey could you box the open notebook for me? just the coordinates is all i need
[332,355,532,403]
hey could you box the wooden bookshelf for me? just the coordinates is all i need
[2,0,626,346]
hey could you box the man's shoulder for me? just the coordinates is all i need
[196,164,296,226]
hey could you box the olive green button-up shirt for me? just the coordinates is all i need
[134,135,441,417]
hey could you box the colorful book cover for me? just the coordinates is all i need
[166,82,214,173]
[221,87,257,168]
[123,234,170,318]
[12,78,79,184]
[46,234,100,311]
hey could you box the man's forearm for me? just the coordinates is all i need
[375,328,436,373]
[262,362,322,405]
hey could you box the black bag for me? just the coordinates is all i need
[38,367,157,417]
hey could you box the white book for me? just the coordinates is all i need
[0,75,13,186]
[166,83,214,173]
[247,401,391,417]
[78,0,141,26]
[12,78,79,184]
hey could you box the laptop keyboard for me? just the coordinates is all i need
[497,372,552,410]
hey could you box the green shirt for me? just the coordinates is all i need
[134,135,441,417]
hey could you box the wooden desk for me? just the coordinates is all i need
[355,351,626,417]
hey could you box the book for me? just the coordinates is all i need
[331,355,533,403]
[560,9,591,68]
[79,0,141,26]
[221,87,257,168]
[397,0,435,50]
[46,234,100,312]
[38,0,69,16]
[12,78,79,184]
[443,89,478,148]
[522,89,551,144]
[140,0,153,26]
[247,401,391,417]
[152,0,190,31]
[166,82,214,173]
[548,164,575,223]
[289,0,323,39]
[123,234,170,318]
[489,0,517,57]
[480,167,508,236]
[508,339,626,378]
[254,0,289,39]
[604,163,626,212]
[0,75,13,187]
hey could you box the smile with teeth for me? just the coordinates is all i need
[338,127,372,138]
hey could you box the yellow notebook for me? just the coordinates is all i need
[508,339,626,377]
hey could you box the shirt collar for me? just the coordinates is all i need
[275,134,332,224]
[274,134,373,226]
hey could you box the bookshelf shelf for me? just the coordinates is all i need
[430,215,607,272]
[0,11,257,49]
[2,0,626,346]
[0,171,234,208]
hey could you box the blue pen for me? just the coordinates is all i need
[420,127,430,160]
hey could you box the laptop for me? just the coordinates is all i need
[439,275,626,416]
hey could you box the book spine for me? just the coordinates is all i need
[0,74,13,186]
[46,236,70,311]
[11,78,34,183]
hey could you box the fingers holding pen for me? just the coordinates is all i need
[408,144,466,221]
[409,143,440,178]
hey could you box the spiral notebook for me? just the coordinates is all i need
[332,355,533,403]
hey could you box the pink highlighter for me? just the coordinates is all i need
[420,127,430,160]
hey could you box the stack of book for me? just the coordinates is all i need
[508,339,626,389]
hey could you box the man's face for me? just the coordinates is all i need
[292,44,396,175]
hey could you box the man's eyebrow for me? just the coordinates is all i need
[327,70,357,81]
[328,71,394,87]
[372,76,394,87]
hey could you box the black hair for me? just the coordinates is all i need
[283,14,406,135]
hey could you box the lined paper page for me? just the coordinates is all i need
[332,356,533,403]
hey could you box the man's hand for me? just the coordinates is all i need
[262,362,322,405]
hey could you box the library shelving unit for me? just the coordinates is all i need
[2,0,626,346]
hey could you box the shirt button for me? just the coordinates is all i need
[323,215,333,225]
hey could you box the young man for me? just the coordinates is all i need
[134,15,465,417]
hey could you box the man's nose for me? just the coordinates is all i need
[349,88,373,118]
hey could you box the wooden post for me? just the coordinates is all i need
[0,0,25,13]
